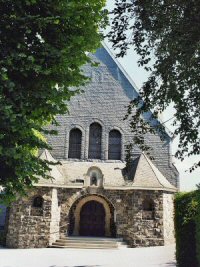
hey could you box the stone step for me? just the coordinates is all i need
[52,242,118,248]
[50,237,128,249]
[62,239,123,242]
[51,244,118,249]
[55,240,127,247]
[52,241,117,245]
[56,239,119,244]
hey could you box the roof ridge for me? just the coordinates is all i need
[102,41,140,94]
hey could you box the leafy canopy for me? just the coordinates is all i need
[0,0,107,203]
[108,0,200,170]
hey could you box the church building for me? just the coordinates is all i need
[4,44,178,248]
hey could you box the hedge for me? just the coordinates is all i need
[0,230,6,246]
[175,190,200,267]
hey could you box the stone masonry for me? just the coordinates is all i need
[6,187,175,248]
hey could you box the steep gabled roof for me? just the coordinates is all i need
[38,150,64,184]
[97,42,172,139]
[128,153,177,191]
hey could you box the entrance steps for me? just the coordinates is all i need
[51,237,128,249]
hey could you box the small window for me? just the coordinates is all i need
[88,123,102,159]
[142,199,154,220]
[31,196,43,216]
[33,196,43,208]
[108,130,121,160]
[68,128,82,159]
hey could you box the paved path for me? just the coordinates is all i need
[0,245,176,267]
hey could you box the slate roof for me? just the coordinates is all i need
[101,42,173,138]
[129,153,177,191]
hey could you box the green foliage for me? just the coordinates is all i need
[0,230,6,246]
[108,0,200,170]
[197,216,200,266]
[175,191,200,267]
[0,0,107,204]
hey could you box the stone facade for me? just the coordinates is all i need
[5,44,178,248]
[6,188,52,248]
[6,186,175,248]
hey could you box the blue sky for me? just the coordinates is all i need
[105,0,200,191]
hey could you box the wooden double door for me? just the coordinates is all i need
[80,201,105,237]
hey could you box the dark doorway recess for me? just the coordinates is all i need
[80,201,105,237]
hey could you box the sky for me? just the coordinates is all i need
[105,0,200,191]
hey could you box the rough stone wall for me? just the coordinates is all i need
[6,188,52,248]
[6,186,175,248]
[56,187,166,247]
[47,47,178,187]
[5,205,20,248]
[103,189,164,247]
[163,192,175,245]
[57,188,78,239]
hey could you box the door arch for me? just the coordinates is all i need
[80,201,105,237]
[70,195,114,237]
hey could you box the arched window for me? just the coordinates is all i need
[68,128,82,159]
[88,123,102,159]
[142,198,154,220]
[108,130,121,160]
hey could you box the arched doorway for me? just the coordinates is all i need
[80,201,105,237]
[68,194,116,237]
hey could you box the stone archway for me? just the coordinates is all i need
[70,195,113,237]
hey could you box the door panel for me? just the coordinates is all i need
[80,201,105,237]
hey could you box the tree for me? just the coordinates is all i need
[0,0,107,203]
[108,0,200,171]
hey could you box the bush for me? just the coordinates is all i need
[0,230,6,246]
[175,190,200,267]
[196,196,200,266]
